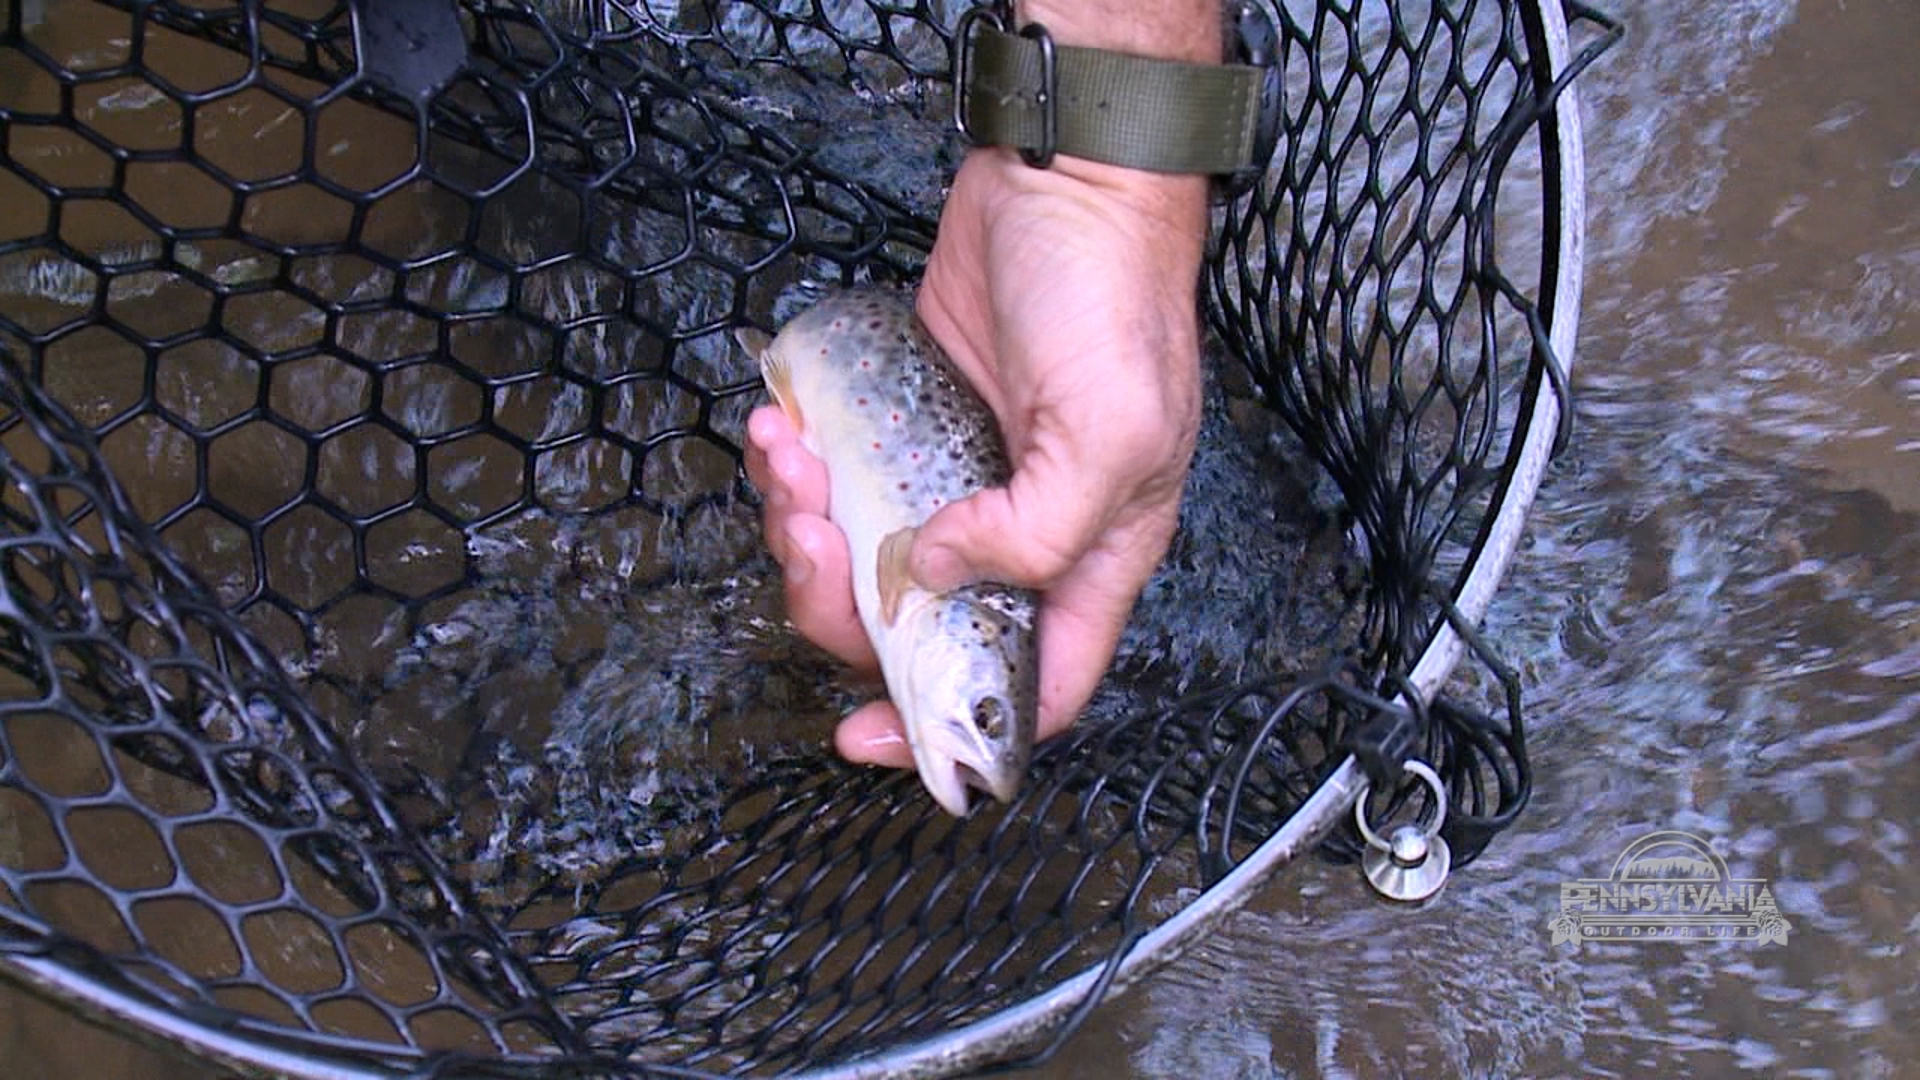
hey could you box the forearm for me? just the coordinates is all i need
[1016,0,1224,64]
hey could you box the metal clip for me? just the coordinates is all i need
[1355,759,1452,902]
[1216,0,1286,201]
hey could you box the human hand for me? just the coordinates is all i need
[746,155,1209,767]
[745,0,1220,768]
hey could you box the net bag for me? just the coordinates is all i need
[0,0,1616,1075]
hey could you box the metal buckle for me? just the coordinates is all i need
[950,5,1006,145]
[1217,0,1285,201]
[952,5,1059,169]
[957,1,1281,186]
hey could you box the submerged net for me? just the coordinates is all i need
[0,0,1616,1075]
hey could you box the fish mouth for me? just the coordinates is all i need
[913,750,1023,818]
[961,761,1023,806]
[918,762,972,818]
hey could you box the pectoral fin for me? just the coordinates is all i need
[734,327,773,360]
[878,527,918,627]
[736,327,804,428]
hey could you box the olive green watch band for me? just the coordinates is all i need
[952,3,1282,182]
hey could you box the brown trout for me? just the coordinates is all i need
[739,288,1038,816]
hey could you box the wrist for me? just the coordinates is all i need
[1014,0,1225,64]
[1023,153,1212,238]
[966,146,1210,295]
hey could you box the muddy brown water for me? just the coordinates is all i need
[3,0,1918,1076]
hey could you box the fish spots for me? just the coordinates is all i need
[856,397,869,406]
[890,412,901,424]
[860,359,872,370]
[872,441,882,450]
[898,481,910,491]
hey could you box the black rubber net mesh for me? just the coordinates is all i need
[0,0,1616,1075]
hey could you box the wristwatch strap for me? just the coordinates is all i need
[953,4,1282,180]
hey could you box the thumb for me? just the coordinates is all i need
[909,449,1110,592]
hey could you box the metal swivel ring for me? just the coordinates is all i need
[1355,759,1452,902]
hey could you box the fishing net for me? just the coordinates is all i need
[0,0,1616,1075]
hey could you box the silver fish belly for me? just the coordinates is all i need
[742,287,1038,816]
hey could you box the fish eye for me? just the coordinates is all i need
[972,696,1007,739]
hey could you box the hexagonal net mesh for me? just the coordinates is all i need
[0,0,1616,1076]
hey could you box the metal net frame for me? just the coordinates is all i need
[0,0,1617,1076]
